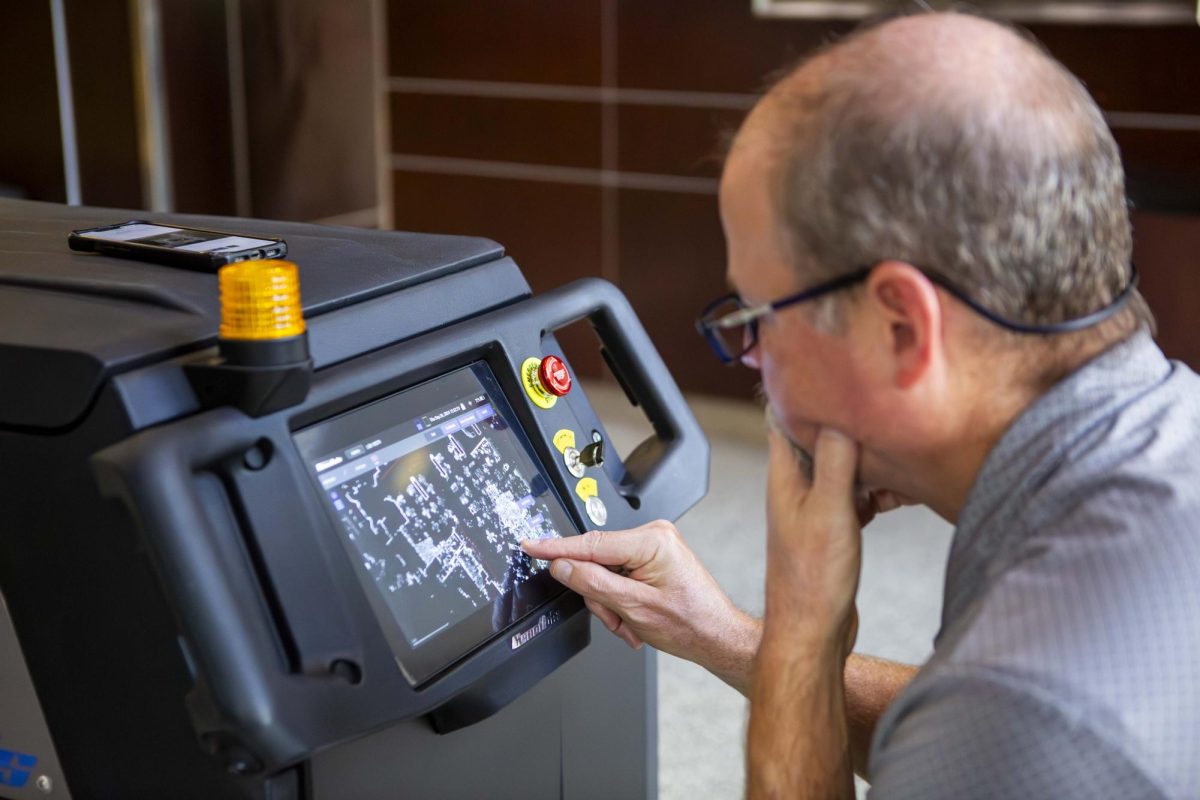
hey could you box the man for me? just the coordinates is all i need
[524,11,1200,800]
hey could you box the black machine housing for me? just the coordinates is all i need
[0,199,709,800]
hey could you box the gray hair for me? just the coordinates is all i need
[764,12,1152,346]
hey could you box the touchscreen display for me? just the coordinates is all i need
[294,363,578,683]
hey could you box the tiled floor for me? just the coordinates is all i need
[584,381,956,799]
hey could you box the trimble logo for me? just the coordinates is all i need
[511,611,562,650]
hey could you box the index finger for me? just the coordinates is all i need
[522,528,657,570]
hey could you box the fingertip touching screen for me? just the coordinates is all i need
[294,362,579,684]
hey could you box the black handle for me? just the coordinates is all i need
[530,278,709,511]
[91,409,360,769]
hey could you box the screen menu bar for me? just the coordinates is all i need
[313,396,495,489]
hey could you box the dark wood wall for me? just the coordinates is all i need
[0,3,69,203]
[387,0,1200,399]
[0,0,380,224]
[0,2,144,206]
[4,1,1195,397]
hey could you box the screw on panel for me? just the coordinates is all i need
[35,775,52,794]
[242,438,274,470]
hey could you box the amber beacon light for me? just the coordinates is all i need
[218,260,307,340]
[185,259,314,417]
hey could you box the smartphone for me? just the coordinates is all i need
[69,220,287,272]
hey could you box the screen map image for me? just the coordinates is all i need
[320,396,571,648]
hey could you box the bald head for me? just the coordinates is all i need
[742,13,1098,162]
[732,11,1147,357]
[807,14,1074,122]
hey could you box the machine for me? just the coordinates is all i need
[0,199,709,799]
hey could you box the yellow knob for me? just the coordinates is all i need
[218,260,306,340]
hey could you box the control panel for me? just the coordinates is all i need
[520,353,611,528]
[92,277,708,774]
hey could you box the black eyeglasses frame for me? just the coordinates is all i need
[695,263,1140,366]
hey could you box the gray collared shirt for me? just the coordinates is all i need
[868,331,1200,799]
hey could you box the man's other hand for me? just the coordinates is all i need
[764,425,864,658]
[746,427,865,799]
[521,522,760,692]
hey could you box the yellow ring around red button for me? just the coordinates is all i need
[521,357,557,409]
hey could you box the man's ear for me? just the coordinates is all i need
[865,261,942,389]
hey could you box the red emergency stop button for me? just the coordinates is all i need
[538,355,572,396]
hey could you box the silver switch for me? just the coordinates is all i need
[585,495,608,527]
[563,447,585,478]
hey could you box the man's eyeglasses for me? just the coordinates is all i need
[695,263,1140,365]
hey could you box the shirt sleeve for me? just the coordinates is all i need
[867,667,1168,800]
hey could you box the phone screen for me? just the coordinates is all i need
[83,223,277,255]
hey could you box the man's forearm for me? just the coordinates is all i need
[702,614,916,778]
[747,632,855,799]
[845,653,918,778]
[701,608,763,695]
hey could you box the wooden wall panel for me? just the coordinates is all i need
[160,0,236,215]
[616,1,851,93]
[392,94,602,168]
[392,172,602,286]
[1031,25,1200,114]
[391,171,605,375]
[388,0,603,85]
[1115,128,1200,214]
[0,3,66,202]
[617,104,746,178]
[241,0,378,221]
[2,0,381,219]
[65,0,144,209]
[1132,211,1200,369]
[387,1,1200,395]
[618,188,761,400]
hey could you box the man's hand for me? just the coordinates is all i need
[763,426,864,652]
[521,521,761,693]
[748,427,864,799]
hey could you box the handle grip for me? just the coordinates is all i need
[91,410,356,769]
[530,278,709,514]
